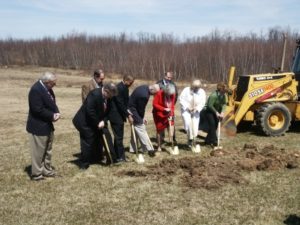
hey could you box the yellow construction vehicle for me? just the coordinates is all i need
[223,39,300,136]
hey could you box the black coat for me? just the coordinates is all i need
[73,88,110,131]
[108,81,129,124]
[128,85,150,125]
[26,81,59,136]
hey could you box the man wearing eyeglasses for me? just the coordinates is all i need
[26,72,60,181]
[73,83,118,169]
[81,69,105,103]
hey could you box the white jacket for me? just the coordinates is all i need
[179,87,206,113]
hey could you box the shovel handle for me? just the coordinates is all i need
[168,120,174,143]
[131,125,139,156]
[102,133,113,163]
[217,120,221,147]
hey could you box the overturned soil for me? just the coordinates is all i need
[117,144,299,190]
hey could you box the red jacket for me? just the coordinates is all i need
[152,90,175,131]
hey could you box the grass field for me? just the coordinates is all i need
[0,66,300,225]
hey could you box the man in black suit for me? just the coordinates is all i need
[26,72,60,181]
[73,83,118,169]
[108,75,135,162]
[128,84,160,157]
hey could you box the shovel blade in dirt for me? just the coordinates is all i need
[135,153,145,164]
[194,144,201,153]
[214,145,223,150]
[192,144,201,153]
[168,145,179,155]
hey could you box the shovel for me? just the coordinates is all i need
[190,94,200,153]
[131,125,144,164]
[190,114,201,153]
[168,118,179,155]
[214,120,223,150]
[102,133,113,164]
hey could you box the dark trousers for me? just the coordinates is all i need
[78,125,116,165]
[204,110,218,144]
[110,122,125,160]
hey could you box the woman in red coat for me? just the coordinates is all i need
[152,84,176,151]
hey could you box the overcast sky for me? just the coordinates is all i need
[0,0,299,40]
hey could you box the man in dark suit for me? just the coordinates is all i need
[26,72,61,181]
[108,75,135,162]
[73,83,118,169]
[81,69,105,163]
[128,84,160,157]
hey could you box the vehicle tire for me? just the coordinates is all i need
[256,102,291,136]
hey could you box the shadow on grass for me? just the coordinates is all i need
[288,121,300,133]
[284,214,300,225]
[24,165,31,178]
[69,152,111,168]
[68,153,82,169]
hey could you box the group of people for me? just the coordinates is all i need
[26,69,229,180]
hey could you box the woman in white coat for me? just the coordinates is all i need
[179,80,206,147]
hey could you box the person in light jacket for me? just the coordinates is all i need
[179,80,206,147]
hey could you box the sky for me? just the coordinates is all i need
[0,0,299,40]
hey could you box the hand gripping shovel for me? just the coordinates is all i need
[131,125,144,164]
[168,118,179,155]
[214,120,223,150]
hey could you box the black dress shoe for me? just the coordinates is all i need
[116,158,126,163]
[148,151,155,157]
[205,142,217,148]
[79,162,90,170]
[188,140,193,148]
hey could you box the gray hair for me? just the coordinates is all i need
[191,79,202,89]
[149,84,160,94]
[163,83,175,95]
[103,82,118,97]
[40,72,56,82]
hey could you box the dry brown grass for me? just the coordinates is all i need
[0,66,300,225]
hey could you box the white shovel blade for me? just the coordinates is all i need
[194,144,201,153]
[135,154,145,164]
[173,146,179,155]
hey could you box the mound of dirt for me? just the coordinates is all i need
[117,144,299,190]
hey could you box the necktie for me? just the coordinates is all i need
[48,90,54,101]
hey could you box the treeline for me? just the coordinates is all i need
[0,27,299,82]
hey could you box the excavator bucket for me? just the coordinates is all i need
[221,66,237,136]
[222,106,237,136]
